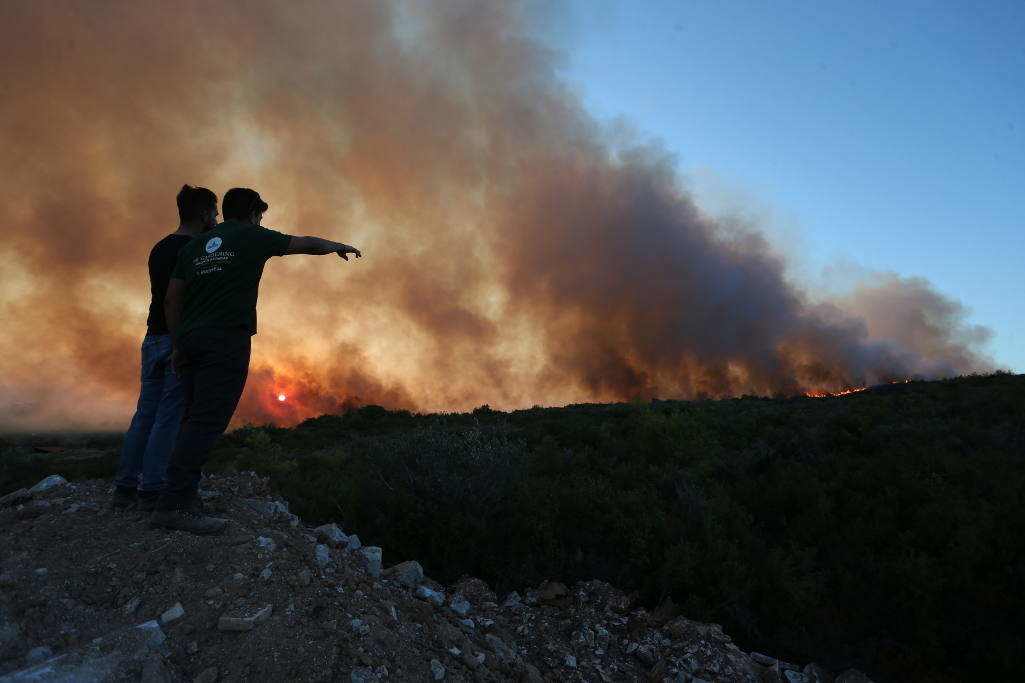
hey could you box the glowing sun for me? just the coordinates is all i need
[277,394,287,402]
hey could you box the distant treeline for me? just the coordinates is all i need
[3,372,1023,682]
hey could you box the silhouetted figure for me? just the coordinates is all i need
[151,187,360,535]
[111,185,219,512]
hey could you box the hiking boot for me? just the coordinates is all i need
[149,509,227,536]
[111,486,137,510]
[184,494,207,516]
[137,491,161,513]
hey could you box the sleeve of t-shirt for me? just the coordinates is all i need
[251,226,292,259]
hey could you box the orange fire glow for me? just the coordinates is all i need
[804,379,912,398]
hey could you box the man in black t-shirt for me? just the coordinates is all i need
[151,187,361,535]
[111,185,219,511]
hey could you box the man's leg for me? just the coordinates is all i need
[112,336,165,508]
[137,335,184,510]
[154,327,250,532]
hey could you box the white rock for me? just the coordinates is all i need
[314,523,348,546]
[429,659,445,680]
[391,560,424,588]
[244,498,290,518]
[750,652,778,667]
[260,568,273,581]
[448,647,461,656]
[449,600,471,617]
[502,591,521,607]
[122,597,142,615]
[314,544,331,568]
[135,620,166,646]
[257,536,278,552]
[29,475,67,493]
[415,585,445,606]
[160,602,184,624]
[346,534,362,550]
[360,547,382,578]
[458,618,474,631]
[252,604,273,622]
[565,654,577,667]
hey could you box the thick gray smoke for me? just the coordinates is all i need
[0,0,991,430]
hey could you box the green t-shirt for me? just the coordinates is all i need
[172,221,292,337]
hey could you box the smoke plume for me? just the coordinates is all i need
[0,0,991,431]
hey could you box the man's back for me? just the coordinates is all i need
[173,221,291,337]
[146,234,192,336]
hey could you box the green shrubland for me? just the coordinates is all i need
[2,372,1023,681]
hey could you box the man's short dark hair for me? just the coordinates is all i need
[176,184,218,223]
[222,188,269,221]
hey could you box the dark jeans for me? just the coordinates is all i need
[115,334,184,492]
[158,326,251,510]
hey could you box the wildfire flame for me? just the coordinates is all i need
[804,379,912,398]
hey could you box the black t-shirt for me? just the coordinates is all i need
[146,234,193,336]
[172,221,292,336]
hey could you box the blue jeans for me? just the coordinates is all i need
[114,334,184,492]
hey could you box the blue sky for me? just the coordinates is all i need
[560,0,1024,371]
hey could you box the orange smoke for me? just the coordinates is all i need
[0,1,992,431]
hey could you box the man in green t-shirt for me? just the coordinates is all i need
[152,187,361,535]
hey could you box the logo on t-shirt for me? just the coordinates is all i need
[205,237,223,253]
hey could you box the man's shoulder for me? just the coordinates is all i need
[150,233,193,259]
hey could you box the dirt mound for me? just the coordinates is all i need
[0,474,869,682]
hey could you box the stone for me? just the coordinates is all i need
[29,475,67,493]
[635,644,656,666]
[135,620,166,646]
[429,658,445,680]
[802,663,833,682]
[160,602,185,624]
[484,633,515,662]
[360,547,382,578]
[784,671,810,683]
[522,663,544,683]
[0,488,31,508]
[204,587,223,599]
[750,652,778,667]
[25,645,53,665]
[187,641,199,654]
[565,654,577,667]
[449,599,471,617]
[260,568,273,581]
[314,523,348,546]
[244,498,290,518]
[123,597,142,615]
[835,670,874,683]
[458,618,474,632]
[540,581,568,602]
[347,534,362,550]
[315,544,331,568]
[218,617,254,632]
[3,620,165,681]
[502,591,521,607]
[415,585,444,606]
[390,560,424,588]
[257,536,278,553]
[252,604,273,622]
[194,666,219,683]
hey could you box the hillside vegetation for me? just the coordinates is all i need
[3,372,1023,681]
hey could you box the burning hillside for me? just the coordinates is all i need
[0,1,991,430]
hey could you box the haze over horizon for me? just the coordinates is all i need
[0,0,1014,432]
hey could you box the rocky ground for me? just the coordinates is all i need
[0,473,874,682]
